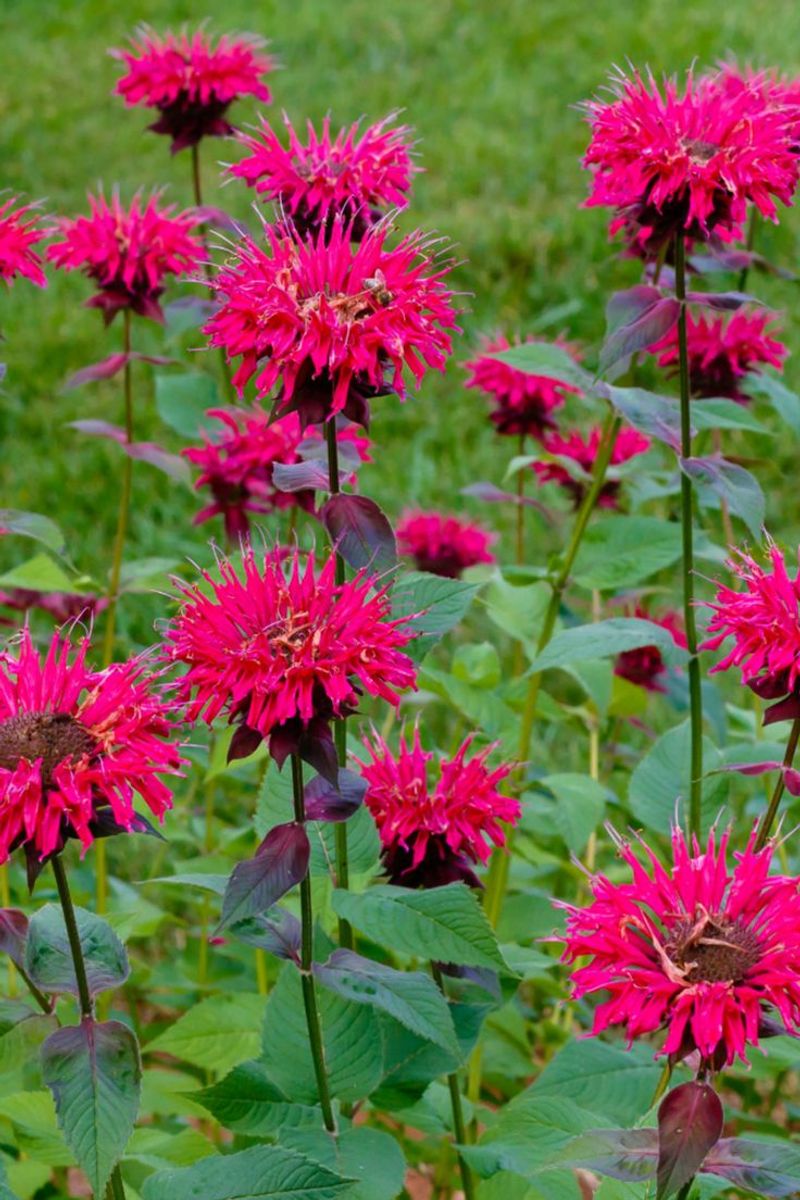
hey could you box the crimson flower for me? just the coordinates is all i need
[396,510,496,579]
[204,219,458,427]
[230,113,417,238]
[614,606,686,693]
[557,826,800,1068]
[584,67,799,252]
[703,542,800,723]
[47,191,203,323]
[650,309,787,402]
[464,333,582,439]
[0,628,181,883]
[165,546,417,771]
[358,729,519,888]
[184,408,371,539]
[112,26,274,153]
[0,589,106,628]
[533,426,650,509]
[0,198,46,288]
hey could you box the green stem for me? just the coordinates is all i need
[52,857,126,1199]
[191,143,234,402]
[432,964,476,1200]
[675,232,704,838]
[756,717,800,851]
[291,754,337,1133]
[325,419,353,951]
[515,432,526,565]
[737,208,759,293]
[101,309,134,669]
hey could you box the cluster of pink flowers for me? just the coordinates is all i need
[396,510,496,578]
[558,826,800,1067]
[0,629,180,873]
[205,220,458,425]
[47,191,203,322]
[0,197,47,288]
[231,114,417,237]
[651,309,787,402]
[112,26,274,152]
[532,426,651,509]
[464,334,583,439]
[358,729,519,888]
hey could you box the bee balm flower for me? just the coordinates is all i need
[533,426,650,509]
[650,309,787,403]
[396,510,496,578]
[112,26,274,153]
[0,198,46,288]
[557,826,800,1067]
[204,220,458,427]
[614,607,686,692]
[0,628,180,880]
[358,729,519,888]
[464,334,582,439]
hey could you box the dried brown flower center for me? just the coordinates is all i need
[0,712,96,787]
[665,914,761,984]
[681,138,719,164]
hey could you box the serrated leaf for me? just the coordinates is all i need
[320,494,396,573]
[531,774,608,853]
[573,516,682,590]
[0,553,78,594]
[196,1060,320,1136]
[146,994,267,1073]
[599,287,680,375]
[690,397,770,434]
[262,964,384,1103]
[703,1136,800,1197]
[25,904,128,999]
[603,384,683,448]
[279,1127,406,1200]
[142,1144,354,1200]
[557,1128,658,1182]
[391,571,478,660]
[531,618,687,673]
[628,720,725,835]
[314,950,460,1057]
[332,884,507,970]
[41,1018,140,1197]
[680,454,765,538]
[0,510,66,555]
[218,822,309,932]
[490,342,593,391]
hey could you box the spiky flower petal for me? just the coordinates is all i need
[0,198,46,288]
[650,309,787,402]
[533,426,650,509]
[464,334,582,439]
[396,510,496,578]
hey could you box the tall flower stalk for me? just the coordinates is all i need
[101,310,134,669]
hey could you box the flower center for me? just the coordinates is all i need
[665,913,761,984]
[681,138,719,164]
[0,712,96,787]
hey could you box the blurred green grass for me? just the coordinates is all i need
[1,0,800,617]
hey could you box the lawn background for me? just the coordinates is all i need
[1,0,799,609]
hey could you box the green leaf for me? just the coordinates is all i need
[605,385,682,447]
[0,1003,57,1077]
[279,1127,406,1200]
[690,397,770,434]
[25,904,128,999]
[155,372,219,439]
[745,370,800,434]
[531,618,687,673]
[119,556,179,594]
[703,1136,800,1197]
[262,965,384,1103]
[452,642,502,688]
[680,455,765,539]
[331,884,508,971]
[0,510,66,556]
[529,774,608,853]
[483,575,551,652]
[491,342,593,391]
[142,1144,354,1200]
[310,806,381,881]
[196,1060,321,1136]
[420,664,518,753]
[314,950,460,1058]
[573,516,682,590]
[146,994,267,1074]
[41,1018,140,1197]
[628,720,725,836]
[0,553,79,594]
[391,571,479,661]
[0,1158,19,1200]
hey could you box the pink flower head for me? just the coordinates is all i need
[0,198,47,288]
[614,606,687,693]
[184,408,371,540]
[533,426,651,509]
[165,546,417,771]
[396,510,497,579]
[584,67,800,252]
[557,825,800,1067]
[464,333,583,439]
[0,628,181,884]
[47,191,203,324]
[112,25,274,153]
[358,728,519,888]
[650,309,787,402]
[230,113,418,239]
[0,590,106,628]
[204,219,459,427]
[714,62,800,147]
[702,542,800,722]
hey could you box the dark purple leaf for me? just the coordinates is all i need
[599,286,680,375]
[560,1128,659,1183]
[784,768,800,796]
[0,909,28,970]
[657,1081,724,1200]
[299,717,340,786]
[702,1137,800,1198]
[272,459,330,495]
[87,809,166,843]
[217,822,310,932]
[689,248,753,274]
[461,481,553,516]
[764,694,800,726]
[320,493,396,573]
[69,419,127,443]
[685,290,759,311]
[600,384,684,450]
[227,724,263,763]
[193,205,244,233]
[680,454,765,538]
[304,768,367,822]
[125,441,191,484]
[228,907,301,963]
[64,354,129,389]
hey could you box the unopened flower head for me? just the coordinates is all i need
[47,191,203,323]
[464,334,582,439]
[557,825,800,1067]
[358,728,519,888]
[112,25,274,153]
[396,510,496,578]
[230,113,418,238]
